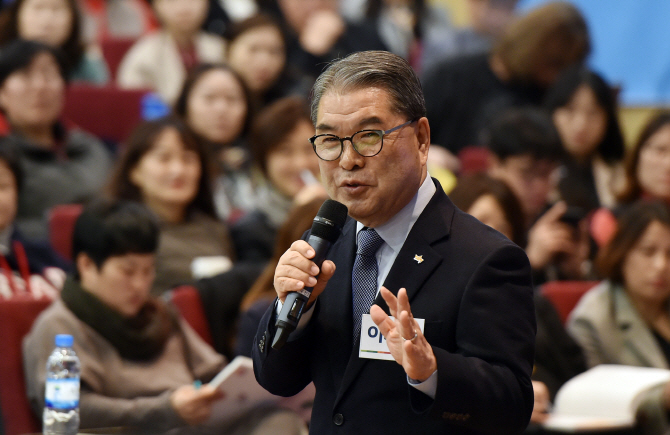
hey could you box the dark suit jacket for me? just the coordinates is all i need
[252,181,536,434]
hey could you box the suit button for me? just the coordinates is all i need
[258,336,265,352]
[333,413,344,426]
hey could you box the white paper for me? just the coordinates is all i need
[207,356,315,424]
[544,365,670,431]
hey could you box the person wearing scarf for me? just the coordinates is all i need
[23,200,308,435]
[23,200,227,434]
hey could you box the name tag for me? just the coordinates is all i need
[359,314,425,361]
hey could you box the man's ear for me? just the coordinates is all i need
[76,252,97,284]
[0,87,8,112]
[416,117,430,163]
[487,154,503,176]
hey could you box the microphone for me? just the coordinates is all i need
[272,199,348,349]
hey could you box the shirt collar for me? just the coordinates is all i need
[356,174,436,253]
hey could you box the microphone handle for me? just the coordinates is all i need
[272,235,332,349]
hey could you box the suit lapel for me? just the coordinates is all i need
[614,287,669,369]
[320,219,357,388]
[334,181,454,406]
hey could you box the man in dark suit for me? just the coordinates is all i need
[252,50,536,434]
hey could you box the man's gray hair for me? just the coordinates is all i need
[310,51,426,124]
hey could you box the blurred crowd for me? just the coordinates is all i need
[2,0,670,434]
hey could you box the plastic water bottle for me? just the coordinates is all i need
[43,334,80,435]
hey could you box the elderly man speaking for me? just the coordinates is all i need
[252,51,536,435]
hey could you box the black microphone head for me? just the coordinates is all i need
[311,199,348,242]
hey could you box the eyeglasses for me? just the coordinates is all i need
[309,119,417,161]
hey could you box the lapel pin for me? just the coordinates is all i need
[414,254,424,264]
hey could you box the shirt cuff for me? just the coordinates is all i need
[275,298,316,340]
[407,370,438,399]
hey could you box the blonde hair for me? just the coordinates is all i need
[493,2,590,84]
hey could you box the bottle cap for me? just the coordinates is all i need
[55,334,73,347]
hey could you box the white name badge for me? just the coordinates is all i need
[359,314,425,361]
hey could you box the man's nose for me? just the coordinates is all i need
[339,139,364,170]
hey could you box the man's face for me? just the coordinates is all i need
[489,155,557,222]
[315,87,429,227]
[0,52,64,131]
[79,253,156,318]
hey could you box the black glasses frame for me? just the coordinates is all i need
[309,118,418,161]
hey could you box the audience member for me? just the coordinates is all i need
[364,0,453,74]
[0,40,112,241]
[231,96,322,263]
[619,112,670,205]
[423,1,590,155]
[0,0,109,84]
[106,116,235,295]
[569,200,670,435]
[0,141,68,299]
[449,172,525,245]
[117,0,225,104]
[544,66,625,211]
[274,0,387,80]
[174,63,254,221]
[235,197,325,358]
[226,14,310,111]
[23,199,306,435]
[485,108,592,284]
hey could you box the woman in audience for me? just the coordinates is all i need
[117,0,225,104]
[544,67,625,211]
[23,199,306,435]
[174,63,255,221]
[0,0,109,84]
[618,112,670,205]
[106,116,235,295]
[0,141,68,299]
[226,14,309,111]
[0,40,112,241]
[449,172,526,245]
[423,1,591,155]
[231,96,322,263]
[569,200,670,434]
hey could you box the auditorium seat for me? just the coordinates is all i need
[0,296,52,435]
[101,38,136,81]
[48,204,84,261]
[457,146,490,176]
[63,85,148,145]
[169,285,214,347]
[541,280,599,325]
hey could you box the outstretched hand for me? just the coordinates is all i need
[370,287,437,382]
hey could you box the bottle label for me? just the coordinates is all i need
[45,378,80,409]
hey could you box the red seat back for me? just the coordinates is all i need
[0,296,52,435]
[63,86,148,145]
[170,285,214,347]
[48,204,84,261]
[458,146,491,176]
[541,281,599,325]
[101,38,136,81]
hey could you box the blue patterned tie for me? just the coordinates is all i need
[352,227,385,340]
